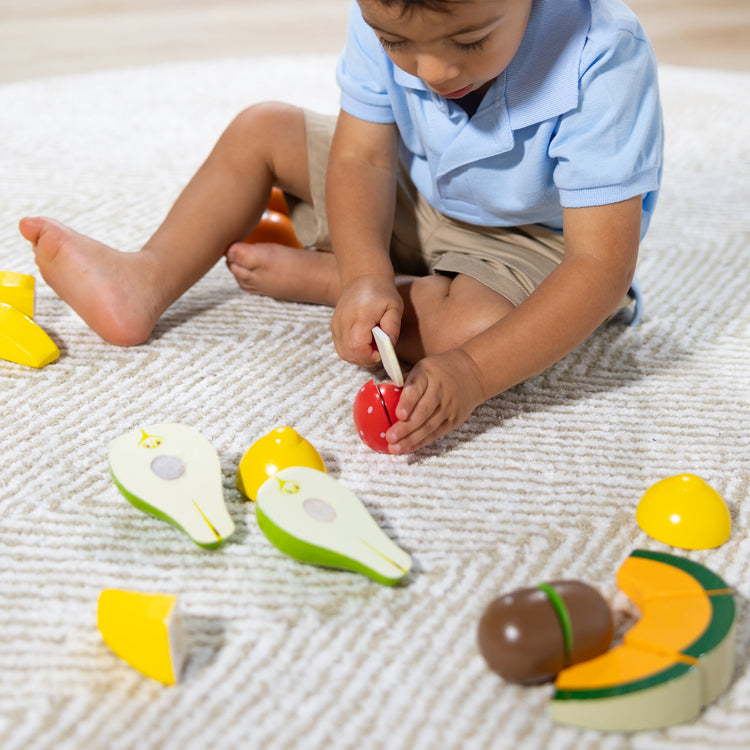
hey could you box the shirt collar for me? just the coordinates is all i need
[505,0,589,130]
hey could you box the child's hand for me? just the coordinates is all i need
[331,274,403,367]
[386,348,487,454]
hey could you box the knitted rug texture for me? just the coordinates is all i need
[0,56,749,750]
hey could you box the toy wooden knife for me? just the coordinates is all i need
[372,326,404,386]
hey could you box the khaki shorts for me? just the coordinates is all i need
[287,110,566,307]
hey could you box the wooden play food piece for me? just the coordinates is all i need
[236,426,326,501]
[255,466,412,586]
[109,423,235,548]
[549,549,736,731]
[477,581,613,685]
[244,210,303,247]
[98,589,185,685]
[637,474,731,549]
[0,270,59,368]
[0,302,59,368]
[266,187,289,214]
[353,380,402,453]
[0,270,35,318]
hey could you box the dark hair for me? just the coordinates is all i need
[369,0,461,15]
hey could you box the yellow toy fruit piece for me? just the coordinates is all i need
[97,589,185,685]
[236,426,326,501]
[636,474,731,550]
[0,270,35,318]
[0,302,59,368]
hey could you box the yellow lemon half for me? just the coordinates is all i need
[236,426,326,501]
[636,474,731,550]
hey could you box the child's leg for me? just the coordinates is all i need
[225,238,340,306]
[394,273,516,364]
[225,109,341,307]
[19,102,328,346]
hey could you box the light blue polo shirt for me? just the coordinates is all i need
[336,0,663,238]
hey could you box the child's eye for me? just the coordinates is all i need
[379,37,406,52]
[378,34,488,54]
[454,35,488,53]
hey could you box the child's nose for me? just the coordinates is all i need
[416,53,459,88]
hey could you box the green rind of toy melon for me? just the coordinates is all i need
[110,470,226,550]
[552,549,734,702]
[255,505,405,586]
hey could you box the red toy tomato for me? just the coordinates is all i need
[244,210,303,248]
[353,380,402,453]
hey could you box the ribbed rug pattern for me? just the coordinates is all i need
[0,57,749,749]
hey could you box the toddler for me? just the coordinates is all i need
[20,0,663,454]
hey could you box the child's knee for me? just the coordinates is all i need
[231,101,303,139]
[448,274,515,333]
[425,273,514,345]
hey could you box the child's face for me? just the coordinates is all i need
[358,0,533,99]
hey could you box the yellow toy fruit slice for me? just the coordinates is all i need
[98,589,185,685]
[0,302,59,367]
[636,474,731,549]
[0,270,35,318]
[549,550,735,731]
[236,426,326,501]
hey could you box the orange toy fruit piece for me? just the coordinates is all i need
[244,210,303,248]
[549,549,735,731]
[267,187,289,214]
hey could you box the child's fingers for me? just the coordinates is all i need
[378,307,402,349]
[387,401,447,454]
[393,372,426,423]
[352,320,381,364]
[387,372,440,452]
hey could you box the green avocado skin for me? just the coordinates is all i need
[255,505,403,587]
[111,471,225,550]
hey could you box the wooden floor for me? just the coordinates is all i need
[1,0,749,84]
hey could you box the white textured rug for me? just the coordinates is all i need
[1,56,749,750]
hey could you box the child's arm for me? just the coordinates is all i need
[327,111,403,367]
[386,196,643,454]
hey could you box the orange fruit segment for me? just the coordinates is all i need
[550,550,735,731]
[244,210,303,248]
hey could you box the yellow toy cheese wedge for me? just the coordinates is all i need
[0,302,59,367]
[637,474,731,549]
[0,270,35,318]
[549,550,735,731]
[97,589,185,685]
[236,426,326,501]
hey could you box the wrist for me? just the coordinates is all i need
[455,346,491,405]
[333,239,394,285]
[339,267,395,290]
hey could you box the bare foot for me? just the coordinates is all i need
[19,217,164,346]
[225,242,341,306]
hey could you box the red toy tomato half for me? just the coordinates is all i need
[353,379,402,453]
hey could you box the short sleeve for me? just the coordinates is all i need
[336,3,397,124]
[550,26,663,209]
